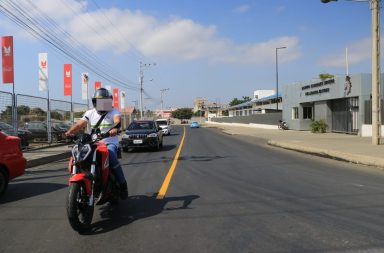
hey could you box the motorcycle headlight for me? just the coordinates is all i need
[92,133,98,142]
[72,144,91,161]
[147,133,158,138]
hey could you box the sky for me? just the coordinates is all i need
[0,0,377,110]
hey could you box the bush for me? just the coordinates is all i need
[310,119,328,133]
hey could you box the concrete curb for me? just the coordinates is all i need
[267,140,384,169]
[27,151,72,169]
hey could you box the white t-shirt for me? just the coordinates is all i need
[81,108,121,145]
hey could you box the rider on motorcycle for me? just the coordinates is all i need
[65,88,128,200]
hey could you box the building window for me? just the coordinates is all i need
[303,106,313,119]
[292,107,299,119]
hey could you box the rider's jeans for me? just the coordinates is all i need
[107,143,126,184]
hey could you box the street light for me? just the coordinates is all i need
[322,0,381,145]
[276,46,287,111]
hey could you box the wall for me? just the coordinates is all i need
[211,112,282,125]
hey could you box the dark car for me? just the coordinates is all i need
[0,121,31,148]
[25,121,65,143]
[121,120,163,152]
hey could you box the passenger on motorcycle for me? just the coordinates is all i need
[65,88,128,200]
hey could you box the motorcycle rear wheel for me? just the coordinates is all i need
[66,182,94,233]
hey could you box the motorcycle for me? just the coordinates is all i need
[278,120,288,130]
[66,128,122,233]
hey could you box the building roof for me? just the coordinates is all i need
[228,92,282,110]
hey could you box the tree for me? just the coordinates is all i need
[193,110,204,117]
[229,96,252,106]
[17,105,30,115]
[171,108,193,120]
[319,73,334,81]
[30,107,47,116]
[0,106,12,122]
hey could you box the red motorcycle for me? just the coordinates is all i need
[66,128,122,233]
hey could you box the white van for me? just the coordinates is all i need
[155,119,172,135]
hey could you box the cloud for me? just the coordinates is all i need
[234,4,251,14]
[318,38,371,67]
[0,0,301,65]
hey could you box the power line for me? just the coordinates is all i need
[0,0,139,91]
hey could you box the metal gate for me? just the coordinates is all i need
[331,97,359,134]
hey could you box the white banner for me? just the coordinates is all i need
[38,53,48,91]
[81,72,88,100]
[120,91,126,109]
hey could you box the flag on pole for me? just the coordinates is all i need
[95,81,101,90]
[2,36,14,84]
[120,91,126,110]
[81,73,88,100]
[64,64,72,96]
[113,88,119,108]
[38,53,48,91]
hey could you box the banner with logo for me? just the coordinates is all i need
[38,53,48,91]
[81,73,88,100]
[2,36,14,84]
[95,81,101,90]
[113,88,119,108]
[64,64,72,96]
[120,91,126,110]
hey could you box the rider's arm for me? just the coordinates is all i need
[109,114,121,136]
[65,119,87,137]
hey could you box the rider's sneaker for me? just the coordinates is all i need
[120,181,128,200]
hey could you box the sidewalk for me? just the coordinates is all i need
[205,122,384,169]
[24,122,384,169]
[24,144,72,168]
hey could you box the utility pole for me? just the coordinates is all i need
[371,0,381,144]
[160,88,170,117]
[139,61,156,120]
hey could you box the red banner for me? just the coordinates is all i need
[2,36,14,84]
[113,88,119,108]
[95,81,101,90]
[64,64,72,96]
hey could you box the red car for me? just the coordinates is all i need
[0,131,26,197]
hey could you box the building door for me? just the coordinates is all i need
[331,97,359,134]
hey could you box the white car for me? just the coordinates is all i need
[155,119,172,136]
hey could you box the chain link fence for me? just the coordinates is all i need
[0,92,87,148]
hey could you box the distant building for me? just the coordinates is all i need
[154,108,175,119]
[227,90,282,117]
[254,90,275,100]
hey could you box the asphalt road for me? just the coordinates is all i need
[1,125,384,253]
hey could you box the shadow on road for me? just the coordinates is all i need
[0,182,67,204]
[86,194,200,235]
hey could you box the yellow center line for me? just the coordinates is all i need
[156,126,186,199]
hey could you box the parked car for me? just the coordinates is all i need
[0,131,27,197]
[190,121,200,128]
[25,121,65,143]
[0,121,31,148]
[121,120,163,152]
[155,118,172,135]
[52,122,71,132]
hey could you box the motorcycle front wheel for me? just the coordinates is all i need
[66,182,94,233]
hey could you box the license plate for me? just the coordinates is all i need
[133,139,143,144]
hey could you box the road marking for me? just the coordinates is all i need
[156,126,186,199]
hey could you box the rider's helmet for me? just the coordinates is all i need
[92,88,113,113]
